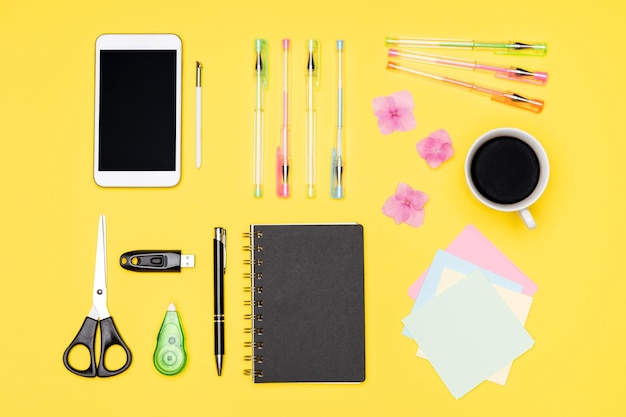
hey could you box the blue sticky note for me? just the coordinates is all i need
[402,270,534,399]
[403,250,524,338]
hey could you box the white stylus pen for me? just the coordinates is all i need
[196,61,202,169]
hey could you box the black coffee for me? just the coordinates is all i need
[470,136,540,205]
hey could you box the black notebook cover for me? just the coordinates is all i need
[245,224,365,383]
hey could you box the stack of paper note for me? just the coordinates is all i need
[402,225,537,399]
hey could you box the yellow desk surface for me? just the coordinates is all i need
[2,1,625,416]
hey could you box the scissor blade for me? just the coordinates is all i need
[92,214,110,319]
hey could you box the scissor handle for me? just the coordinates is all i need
[63,317,98,377]
[63,317,132,377]
[96,317,132,377]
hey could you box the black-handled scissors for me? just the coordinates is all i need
[63,215,132,377]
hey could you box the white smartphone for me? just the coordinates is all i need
[94,34,182,187]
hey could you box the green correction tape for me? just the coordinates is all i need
[153,302,187,376]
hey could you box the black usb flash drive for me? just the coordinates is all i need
[120,250,195,272]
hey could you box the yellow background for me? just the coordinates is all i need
[2,0,625,415]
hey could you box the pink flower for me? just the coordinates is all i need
[382,182,429,227]
[372,90,417,135]
[416,129,454,168]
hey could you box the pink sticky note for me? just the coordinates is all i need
[408,225,538,299]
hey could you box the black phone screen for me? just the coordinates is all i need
[98,50,177,171]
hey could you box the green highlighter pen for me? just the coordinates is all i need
[385,37,547,57]
[153,302,187,376]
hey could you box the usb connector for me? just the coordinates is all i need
[180,254,195,268]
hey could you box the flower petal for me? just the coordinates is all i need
[416,137,436,159]
[372,91,417,134]
[377,115,399,135]
[394,182,414,199]
[404,208,425,228]
[439,142,455,159]
[431,129,452,145]
[391,91,416,132]
[395,110,417,132]
[372,96,400,135]
[390,90,414,111]
[372,96,393,118]
[425,154,446,168]
[382,196,410,224]
[407,189,429,210]
[416,129,454,168]
[383,182,428,226]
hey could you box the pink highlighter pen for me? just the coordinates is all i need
[277,39,291,197]
[388,48,548,85]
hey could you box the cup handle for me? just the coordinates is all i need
[518,208,536,229]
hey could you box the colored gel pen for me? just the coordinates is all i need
[305,39,320,198]
[385,37,547,57]
[387,61,544,113]
[331,40,345,199]
[277,39,290,197]
[253,39,268,198]
[388,49,548,85]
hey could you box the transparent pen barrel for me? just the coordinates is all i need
[332,126,344,199]
[306,113,316,197]
[253,108,264,197]
[306,110,316,198]
[277,124,290,197]
[196,87,202,139]
[306,74,316,198]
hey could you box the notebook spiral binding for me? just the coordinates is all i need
[244,355,264,363]
[243,272,263,280]
[244,299,263,307]
[244,229,264,379]
[244,369,263,377]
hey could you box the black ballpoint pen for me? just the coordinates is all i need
[214,227,226,376]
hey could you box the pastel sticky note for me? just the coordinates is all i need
[402,270,535,399]
[408,225,538,299]
[416,268,534,386]
[402,250,523,338]
[433,268,466,295]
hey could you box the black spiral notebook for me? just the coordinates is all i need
[244,223,365,383]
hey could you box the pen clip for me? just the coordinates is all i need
[495,41,547,57]
[331,148,344,199]
[215,228,227,272]
[491,92,544,113]
[255,39,268,89]
[196,61,202,87]
[496,67,548,85]
[307,39,320,90]
[276,147,289,197]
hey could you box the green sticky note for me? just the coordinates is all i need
[402,270,534,399]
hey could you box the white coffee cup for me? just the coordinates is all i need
[465,128,549,229]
